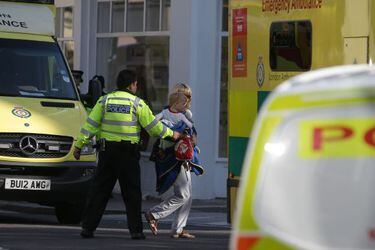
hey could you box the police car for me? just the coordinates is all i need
[231,65,375,250]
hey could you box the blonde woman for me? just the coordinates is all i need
[145,83,203,239]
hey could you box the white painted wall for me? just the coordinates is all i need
[75,0,97,94]
[167,0,227,199]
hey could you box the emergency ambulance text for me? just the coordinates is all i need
[262,0,323,14]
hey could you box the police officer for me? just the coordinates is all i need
[73,69,180,240]
[72,70,84,93]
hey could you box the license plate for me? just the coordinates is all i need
[4,178,51,191]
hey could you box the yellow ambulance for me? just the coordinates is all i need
[230,64,375,249]
[228,0,375,221]
[0,0,96,223]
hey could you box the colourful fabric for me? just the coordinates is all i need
[155,146,181,194]
[152,122,204,194]
[154,146,203,194]
[172,122,203,171]
[174,136,194,161]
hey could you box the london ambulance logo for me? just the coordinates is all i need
[257,56,265,87]
[12,107,31,118]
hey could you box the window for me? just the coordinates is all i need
[97,0,171,33]
[0,39,77,100]
[146,0,160,31]
[55,5,74,69]
[218,0,228,158]
[161,0,170,31]
[112,1,125,32]
[126,0,144,32]
[96,36,169,112]
[97,0,171,152]
[9,0,54,3]
[270,21,312,71]
[97,2,110,33]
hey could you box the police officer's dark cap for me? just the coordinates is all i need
[117,70,137,90]
[72,70,84,83]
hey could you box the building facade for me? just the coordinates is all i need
[55,0,228,199]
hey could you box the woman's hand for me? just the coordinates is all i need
[172,131,181,141]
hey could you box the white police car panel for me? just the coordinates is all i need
[251,65,375,250]
[5,178,51,191]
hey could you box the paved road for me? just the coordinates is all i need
[0,196,231,250]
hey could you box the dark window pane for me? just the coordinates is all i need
[0,39,77,100]
[97,2,110,33]
[219,37,228,158]
[96,36,169,112]
[161,0,170,31]
[270,21,312,71]
[146,0,160,31]
[112,1,125,32]
[126,0,144,32]
[222,0,228,32]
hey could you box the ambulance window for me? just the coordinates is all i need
[0,38,77,100]
[270,21,312,71]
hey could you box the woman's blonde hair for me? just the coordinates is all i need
[168,92,187,107]
[171,83,191,95]
[170,83,192,108]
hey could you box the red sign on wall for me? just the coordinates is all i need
[233,8,247,36]
[232,8,247,78]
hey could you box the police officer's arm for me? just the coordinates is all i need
[137,100,179,140]
[74,97,104,159]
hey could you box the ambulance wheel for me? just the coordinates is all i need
[55,203,84,224]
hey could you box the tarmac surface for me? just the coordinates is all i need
[0,193,231,250]
[0,193,230,230]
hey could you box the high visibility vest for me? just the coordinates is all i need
[75,91,173,149]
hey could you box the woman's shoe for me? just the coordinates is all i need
[144,212,158,235]
[171,230,195,239]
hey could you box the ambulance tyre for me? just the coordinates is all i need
[55,203,84,224]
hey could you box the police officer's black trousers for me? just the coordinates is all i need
[81,141,143,234]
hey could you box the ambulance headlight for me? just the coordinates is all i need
[80,139,96,155]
